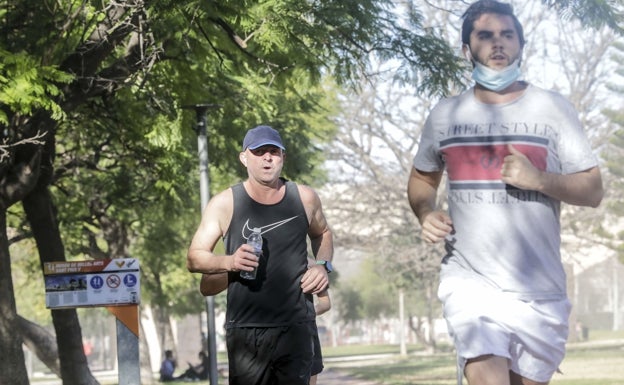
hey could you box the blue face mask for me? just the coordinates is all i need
[472,59,521,92]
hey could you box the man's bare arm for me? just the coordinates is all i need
[187,190,258,275]
[299,185,333,294]
[407,168,453,244]
[502,145,603,207]
[199,273,228,296]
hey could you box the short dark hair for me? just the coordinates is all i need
[461,0,525,48]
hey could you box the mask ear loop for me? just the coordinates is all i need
[463,44,474,63]
[462,44,478,70]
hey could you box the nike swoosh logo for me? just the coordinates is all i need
[241,216,300,240]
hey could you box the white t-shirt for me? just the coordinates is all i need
[413,84,598,300]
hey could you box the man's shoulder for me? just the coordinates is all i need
[213,186,235,200]
[524,83,576,112]
[208,186,236,213]
[525,83,567,99]
[295,183,318,198]
[431,88,473,111]
[293,183,325,211]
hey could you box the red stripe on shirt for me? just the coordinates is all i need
[442,144,547,181]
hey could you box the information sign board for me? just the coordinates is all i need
[44,258,140,309]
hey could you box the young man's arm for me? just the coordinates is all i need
[407,168,453,244]
[502,145,603,207]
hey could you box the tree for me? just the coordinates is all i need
[542,0,624,34]
[528,12,620,262]
[2,1,621,383]
[1,0,466,383]
[324,0,623,353]
[323,66,445,350]
[602,40,624,264]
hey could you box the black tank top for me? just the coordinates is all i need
[224,179,315,328]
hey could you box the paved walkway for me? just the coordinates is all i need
[30,359,385,385]
[316,367,382,385]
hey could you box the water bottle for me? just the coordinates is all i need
[240,228,262,280]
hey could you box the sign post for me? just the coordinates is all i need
[108,305,140,384]
[44,258,141,384]
[184,103,220,385]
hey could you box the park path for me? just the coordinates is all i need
[29,369,379,385]
[316,367,382,385]
[30,357,386,385]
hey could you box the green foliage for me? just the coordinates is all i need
[542,0,624,34]
[131,175,204,313]
[10,237,53,325]
[50,90,205,314]
[336,257,398,323]
[1,0,622,375]
[0,49,72,125]
[335,284,363,324]
[602,38,624,263]
[0,0,527,355]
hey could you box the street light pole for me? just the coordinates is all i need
[184,103,220,385]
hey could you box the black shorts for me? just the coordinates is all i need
[311,332,324,376]
[226,322,316,385]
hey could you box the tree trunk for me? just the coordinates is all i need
[425,279,438,353]
[17,315,61,376]
[23,186,99,385]
[154,305,177,357]
[0,210,29,385]
[139,319,156,385]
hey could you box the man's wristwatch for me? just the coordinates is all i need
[316,260,333,273]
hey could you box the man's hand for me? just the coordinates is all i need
[231,244,259,273]
[501,144,543,191]
[421,210,453,243]
[300,264,328,295]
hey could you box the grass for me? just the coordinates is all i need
[42,330,624,385]
[551,348,624,385]
[581,328,624,340]
[321,330,624,385]
[327,353,457,385]
[323,346,624,385]
[323,343,441,357]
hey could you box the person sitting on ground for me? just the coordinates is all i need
[176,351,209,381]
[159,350,176,382]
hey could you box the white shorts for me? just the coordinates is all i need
[438,275,571,384]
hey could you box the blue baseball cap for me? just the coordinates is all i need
[242,125,285,151]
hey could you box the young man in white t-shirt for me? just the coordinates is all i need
[407,1,603,385]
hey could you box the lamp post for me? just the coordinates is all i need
[184,103,220,385]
